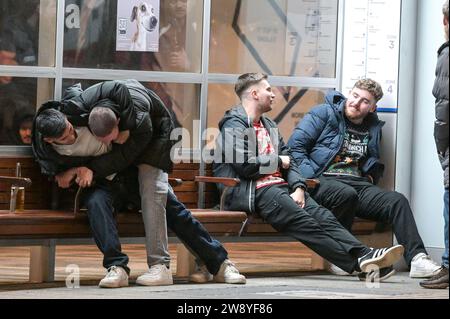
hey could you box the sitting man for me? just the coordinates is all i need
[213,73,404,281]
[287,78,441,278]
[32,79,245,288]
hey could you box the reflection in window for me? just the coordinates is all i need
[207,84,328,143]
[63,0,203,73]
[210,0,338,77]
[0,0,56,67]
[62,79,200,148]
[0,78,54,145]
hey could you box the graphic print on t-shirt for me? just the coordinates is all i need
[324,120,369,177]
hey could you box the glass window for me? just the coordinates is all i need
[0,78,54,145]
[63,0,203,73]
[207,84,329,143]
[62,79,200,148]
[210,0,338,77]
[0,0,57,67]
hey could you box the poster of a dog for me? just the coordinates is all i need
[116,0,160,52]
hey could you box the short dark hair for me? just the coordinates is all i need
[89,106,118,137]
[235,73,269,99]
[35,109,67,138]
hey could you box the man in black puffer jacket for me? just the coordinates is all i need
[32,79,246,288]
[421,0,449,290]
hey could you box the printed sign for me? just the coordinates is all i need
[116,0,160,52]
[342,0,402,112]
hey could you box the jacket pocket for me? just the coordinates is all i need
[434,121,449,153]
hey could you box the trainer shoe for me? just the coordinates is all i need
[214,260,246,284]
[410,253,441,278]
[358,245,404,273]
[99,266,129,288]
[136,264,173,286]
[189,265,213,283]
[327,263,358,276]
[358,266,396,283]
[420,266,449,289]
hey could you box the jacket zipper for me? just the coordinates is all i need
[318,111,346,176]
[247,114,254,213]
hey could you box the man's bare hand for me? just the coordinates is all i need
[55,168,77,189]
[290,187,306,209]
[76,167,94,188]
[279,156,291,170]
[114,130,130,145]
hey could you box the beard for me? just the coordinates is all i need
[345,106,366,124]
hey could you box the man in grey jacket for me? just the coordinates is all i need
[421,0,449,290]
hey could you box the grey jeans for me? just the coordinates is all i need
[138,164,170,267]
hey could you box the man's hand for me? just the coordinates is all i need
[279,156,291,170]
[114,130,130,145]
[76,167,94,188]
[290,187,306,209]
[55,168,77,189]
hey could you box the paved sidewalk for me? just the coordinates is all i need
[0,272,447,299]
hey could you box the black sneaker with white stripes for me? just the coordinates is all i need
[358,245,404,273]
[358,266,396,283]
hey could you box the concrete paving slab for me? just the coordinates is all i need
[0,272,447,300]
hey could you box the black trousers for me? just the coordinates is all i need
[255,184,370,273]
[311,176,427,266]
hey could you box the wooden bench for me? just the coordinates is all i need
[0,156,389,283]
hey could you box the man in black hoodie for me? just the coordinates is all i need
[214,73,404,281]
[33,79,246,288]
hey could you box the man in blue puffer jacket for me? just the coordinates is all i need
[288,79,440,278]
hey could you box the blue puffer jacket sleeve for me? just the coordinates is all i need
[288,104,330,179]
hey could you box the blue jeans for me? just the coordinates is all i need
[166,187,228,275]
[82,181,130,274]
[443,189,449,268]
[83,171,229,275]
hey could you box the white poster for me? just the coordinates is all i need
[342,0,401,112]
[116,0,160,52]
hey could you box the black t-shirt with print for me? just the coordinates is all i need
[324,116,370,177]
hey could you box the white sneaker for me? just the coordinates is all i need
[327,263,357,276]
[410,253,441,278]
[214,260,246,284]
[189,265,213,283]
[136,264,173,286]
[98,266,129,288]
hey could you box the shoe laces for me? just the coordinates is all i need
[414,254,439,266]
[148,264,167,276]
[106,266,122,278]
[223,260,240,275]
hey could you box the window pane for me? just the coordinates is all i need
[0,78,54,145]
[210,0,338,77]
[207,84,329,142]
[62,79,200,148]
[0,0,57,67]
[64,0,203,73]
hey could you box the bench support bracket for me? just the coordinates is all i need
[29,240,56,283]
